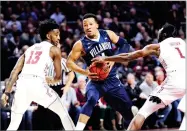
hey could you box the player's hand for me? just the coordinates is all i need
[74,101,80,107]
[91,56,105,63]
[88,72,99,81]
[86,69,99,81]
[1,93,9,107]
[46,76,53,85]
[46,77,61,86]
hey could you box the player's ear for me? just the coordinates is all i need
[96,23,99,29]
[163,33,167,37]
[46,34,50,39]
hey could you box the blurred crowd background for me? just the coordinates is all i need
[1,1,186,130]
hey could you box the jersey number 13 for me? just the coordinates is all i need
[26,51,43,64]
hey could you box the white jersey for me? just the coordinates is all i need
[158,37,185,74]
[137,37,186,119]
[21,41,53,79]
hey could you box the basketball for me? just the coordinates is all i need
[89,61,110,80]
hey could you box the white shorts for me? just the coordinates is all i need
[138,73,185,118]
[11,75,58,114]
[178,95,185,113]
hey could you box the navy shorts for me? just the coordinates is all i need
[86,76,133,120]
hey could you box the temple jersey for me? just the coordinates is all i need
[12,41,59,114]
[21,41,53,79]
[147,37,186,105]
[159,37,185,74]
[137,38,186,118]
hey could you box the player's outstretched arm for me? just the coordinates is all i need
[105,44,160,62]
[93,44,160,63]
[5,55,25,93]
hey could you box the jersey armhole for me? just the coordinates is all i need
[80,40,86,56]
[49,45,55,62]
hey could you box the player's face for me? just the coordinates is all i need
[48,29,60,46]
[83,18,99,38]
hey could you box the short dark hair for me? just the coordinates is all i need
[158,23,176,42]
[82,13,98,23]
[39,19,59,41]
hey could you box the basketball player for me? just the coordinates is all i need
[93,23,186,130]
[66,13,134,130]
[1,19,75,130]
[34,43,75,130]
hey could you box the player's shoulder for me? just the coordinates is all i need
[50,46,61,55]
[73,40,83,49]
[99,29,112,36]
[98,29,106,32]
[159,37,173,45]
[24,44,35,53]
[173,37,185,43]
[161,37,184,45]
[105,29,113,34]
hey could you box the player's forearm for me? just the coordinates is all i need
[5,70,18,93]
[104,50,143,63]
[54,75,62,81]
[66,60,88,76]
[104,55,129,63]
[66,71,75,87]
[5,55,25,93]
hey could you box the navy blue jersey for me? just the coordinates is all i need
[81,29,118,77]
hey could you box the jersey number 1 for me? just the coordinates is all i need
[26,51,42,64]
[175,47,185,58]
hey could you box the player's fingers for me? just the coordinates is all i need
[91,78,99,81]
[89,75,99,79]
[89,72,98,75]
[91,58,98,62]
[92,59,103,63]
[90,76,99,79]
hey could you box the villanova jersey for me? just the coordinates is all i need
[81,29,118,78]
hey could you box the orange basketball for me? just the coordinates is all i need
[89,62,110,80]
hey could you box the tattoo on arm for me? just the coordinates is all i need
[5,55,25,93]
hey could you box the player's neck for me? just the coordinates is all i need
[93,30,100,39]
[45,40,53,45]
[86,30,100,41]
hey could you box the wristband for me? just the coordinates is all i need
[4,92,11,98]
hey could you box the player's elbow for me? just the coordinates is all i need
[68,71,75,79]
[54,73,62,81]
[139,50,145,56]
[66,59,73,69]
